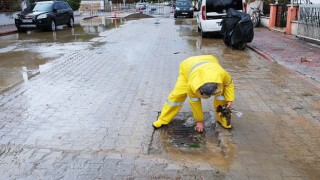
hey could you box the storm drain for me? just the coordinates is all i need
[149,112,235,167]
[165,118,205,148]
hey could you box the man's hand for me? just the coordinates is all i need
[195,121,204,133]
[226,101,233,108]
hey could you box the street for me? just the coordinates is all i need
[0,15,320,179]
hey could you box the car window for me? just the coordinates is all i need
[53,2,63,10]
[206,0,243,13]
[24,4,35,12]
[31,2,53,12]
[59,2,67,10]
[58,3,64,10]
[176,1,192,7]
[62,2,71,10]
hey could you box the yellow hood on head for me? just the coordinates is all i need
[188,63,225,94]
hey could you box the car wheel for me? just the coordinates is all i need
[201,29,207,38]
[48,19,56,31]
[197,26,201,32]
[67,17,74,27]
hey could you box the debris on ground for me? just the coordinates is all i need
[124,13,154,19]
[301,57,313,63]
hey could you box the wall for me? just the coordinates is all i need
[260,16,269,28]
[260,12,298,36]
[291,20,298,35]
[0,13,16,26]
[310,0,320,4]
[0,1,26,26]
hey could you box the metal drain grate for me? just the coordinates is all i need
[149,112,235,168]
[163,116,206,148]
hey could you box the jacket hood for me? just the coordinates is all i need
[188,64,224,93]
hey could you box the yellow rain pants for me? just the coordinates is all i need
[153,55,235,128]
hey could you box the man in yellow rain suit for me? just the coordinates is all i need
[153,55,235,132]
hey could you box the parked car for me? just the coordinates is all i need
[164,1,171,6]
[196,0,245,37]
[14,0,74,32]
[174,0,194,18]
[164,1,174,6]
[135,2,148,10]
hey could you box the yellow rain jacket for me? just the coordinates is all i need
[157,55,235,125]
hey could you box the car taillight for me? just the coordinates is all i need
[201,6,206,20]
[243,2,247,13]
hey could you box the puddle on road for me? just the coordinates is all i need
[233,110,320,179]
[175,19,198,37]
[0,51,52,92]
[0,17,124,93]
[174,18,197,26]
[150,112,235,170]
[174,19,228,52]
[80,17,124,33]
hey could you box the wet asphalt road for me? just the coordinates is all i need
[0,16,320,179]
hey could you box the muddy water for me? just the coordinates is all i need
[0,18,123,93]
[161,127,236,171]
[218,49,319,178]
[218,51,319,178]
[156,112,235,171]
[160,19,320,178]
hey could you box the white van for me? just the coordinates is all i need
[196,0,246,37]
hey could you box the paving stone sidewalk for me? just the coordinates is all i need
[1,16,320,179]
[2,21,320,87]
[247,27,320,85]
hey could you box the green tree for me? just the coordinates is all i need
[29,0,81,11]
[66,0,81,11]
[262,0,290,17]
[0,0,21,12]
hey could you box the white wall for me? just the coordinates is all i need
[0,13,16,26]
[291,0,320,4]
[260,16,269,28]
[310,0,320,4]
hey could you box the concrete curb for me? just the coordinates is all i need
[247,44,275,63]
[247,44,320,89]
[0,30,17,36]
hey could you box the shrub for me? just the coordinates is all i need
[0,0,21,12]
[66,0,81,11]
[29,0,81,11]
